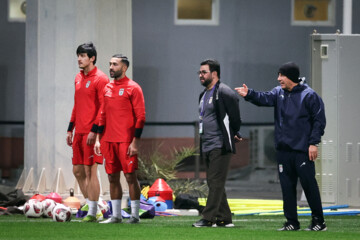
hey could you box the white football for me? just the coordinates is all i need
[24,199,43,218]
[98,200,109,215]
[52,204,72,222]
[42,199,57,218]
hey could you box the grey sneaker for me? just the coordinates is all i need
[126,217,140,224]
[192,219,213,228]
[99,217,122,224]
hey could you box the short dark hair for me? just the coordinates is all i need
[76,42,97,65]
[201,59,220,78]
[112,54,130,68]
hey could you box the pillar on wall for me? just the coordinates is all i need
[23,0,132,198]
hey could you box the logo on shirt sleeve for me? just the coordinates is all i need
[86,81,91,88]
[105,90,112,97]
[119,88,124,96]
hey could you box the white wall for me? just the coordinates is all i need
[24,0,132,192]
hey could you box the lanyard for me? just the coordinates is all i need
[200,85,215,118]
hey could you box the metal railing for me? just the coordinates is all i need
[1,120,274,179]
[144,121,274,179]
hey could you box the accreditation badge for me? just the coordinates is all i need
[199,122,203,134]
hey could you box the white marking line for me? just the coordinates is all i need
[1,215,357,223]
[147,218,280,223]
[0,219,82,223]
[234,219,278,222]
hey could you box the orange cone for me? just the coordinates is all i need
[63,188,81,209]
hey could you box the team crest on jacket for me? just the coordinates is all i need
[279,164,283,173]
[119,88,124,96]
[86,81,91,88]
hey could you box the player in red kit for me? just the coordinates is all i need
[66,42,109,222]
[95,54,145,224]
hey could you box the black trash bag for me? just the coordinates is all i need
[0,189,29,207]
[174,194,204,213]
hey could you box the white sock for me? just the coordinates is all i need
[88,200,97,216]
[97,197,103,213]
[85,198,89,205]
[111,199,122,219]
[131,200,140,219]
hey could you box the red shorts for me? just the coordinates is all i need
[72,133,103,165]
[100,141,138,174]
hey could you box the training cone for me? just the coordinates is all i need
[148,196,165,205]
[63,188,81,209]
[46,192,62,204]
[148,178,173,209]
[30,193,46,201]
[154,201,167,212]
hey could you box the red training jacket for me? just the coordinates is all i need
[68,67,109,134]
[99,76,146,142]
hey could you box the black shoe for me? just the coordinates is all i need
[213,220,235,228]
[304,219,327,231]
[192,219,213,228]
[277,222,300,231]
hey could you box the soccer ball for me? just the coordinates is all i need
[42,199,57,218]
[24,199,43,218]
[97,200,110,215]
[52,204,72,222]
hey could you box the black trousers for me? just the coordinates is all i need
[201,148,232,223]
[277,150,324,227]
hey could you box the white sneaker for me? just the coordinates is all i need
[212,220,235,228]
[99,217,122,224]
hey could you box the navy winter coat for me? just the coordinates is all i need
[245,82,326,153]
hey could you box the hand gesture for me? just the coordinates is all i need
[235,84,249,97]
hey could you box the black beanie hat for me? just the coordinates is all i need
[278,62,300,83]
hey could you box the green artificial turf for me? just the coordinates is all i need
[0,214,359,240]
